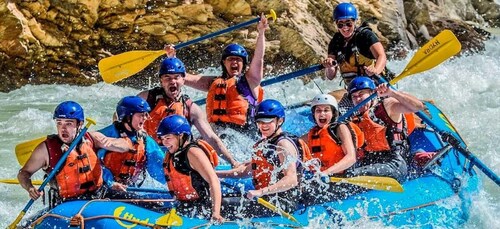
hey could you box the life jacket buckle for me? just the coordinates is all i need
[214,94,226,100]
[78,165,91,173]
[76,154,88,160]
[213,109,227,115]
[124,159,137,166]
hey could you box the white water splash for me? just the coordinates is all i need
[0,36,499,228]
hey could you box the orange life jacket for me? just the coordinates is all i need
[44,133,103,199]
[252,132,311,190]
[144,88,192,140]
[206,76,264,127]
[404,113,416,135]
[164,140,218,201]
[103,136,146,185]
[352,101,408,153]
[307,122,365,172]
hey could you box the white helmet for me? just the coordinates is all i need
[310,94,339,111]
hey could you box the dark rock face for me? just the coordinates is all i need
[0,0,498,92]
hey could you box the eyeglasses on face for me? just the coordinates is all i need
[225,56,243,62]
[336,20,354,29]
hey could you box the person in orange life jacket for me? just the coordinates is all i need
[98,96,166,196]
[17,101,132,207]
[157,115,224,223]
[301,94,364,204]
[217,99,307,218]
[138,57,239,168]
[322,2,389,115]
[347,76,424,182]
[164,15,268,134]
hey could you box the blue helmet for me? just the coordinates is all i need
[116,96,151,122]
[348,76,376,95]
[255,99,285,120]
[53,101,84,122]
[221,44,249,65]
[159,57,186,77]
[333,2,358,20]
[157,115,191,137]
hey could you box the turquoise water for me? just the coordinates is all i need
[0,37,499,228]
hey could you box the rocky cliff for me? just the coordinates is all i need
[1,0,498,92]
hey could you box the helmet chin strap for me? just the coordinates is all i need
[176,133,192,152]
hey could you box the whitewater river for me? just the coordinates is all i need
[0,36,498,228]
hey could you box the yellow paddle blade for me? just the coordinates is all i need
[0,179,42,185]
[391,29,461,84]
[98,50,165,84]
[330,176,404,192]
[155,208,183,226]
[15,136,46,166]
[257,198,299,224]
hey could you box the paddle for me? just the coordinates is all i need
[15,136,46,166]
[155,208,183,227]
[257,197,300,224]
[220,181,300,224]
[0,179,42,185]
[8,118,96,229]
[99,9,277,84]
[328,176,403,192]
[416,109,500,186]
[194,64,325,105]
[337,29,461,123]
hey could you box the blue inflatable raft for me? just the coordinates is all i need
[22,102,481,228]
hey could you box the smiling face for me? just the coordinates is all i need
[313,105,334,128]
[55,118,80,144]
[223,56,244,77]
[160,134,180,153]
[256,117,283,138]
[336,19,355,38]
[160,73,184,100]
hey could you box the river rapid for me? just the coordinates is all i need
[0,36,499,228]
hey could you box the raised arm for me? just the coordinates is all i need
[164,43,214,91]
[245,14,268,90]
[377,84,425,121]
[189,104,239,167]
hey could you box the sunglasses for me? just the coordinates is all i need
[336,21,354,29]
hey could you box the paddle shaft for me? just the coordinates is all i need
[376,76,500,186]
[127,187,171,194]
[8,118,96,228]
[194,64,324,105]
[176,18,261,50]
[416,112,500,186]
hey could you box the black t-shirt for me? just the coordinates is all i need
[327,27,379,60]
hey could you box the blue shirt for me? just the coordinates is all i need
[98,123,166,187]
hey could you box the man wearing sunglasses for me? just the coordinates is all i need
[322,2,390,115]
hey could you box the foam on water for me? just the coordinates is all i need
[0,36,499,227]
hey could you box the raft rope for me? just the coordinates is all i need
[366,194,460,220]
[26,198,176,228]
[190,221,301,229]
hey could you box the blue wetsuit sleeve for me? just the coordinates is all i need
[145,136,166,185]
[97,148,115,187]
